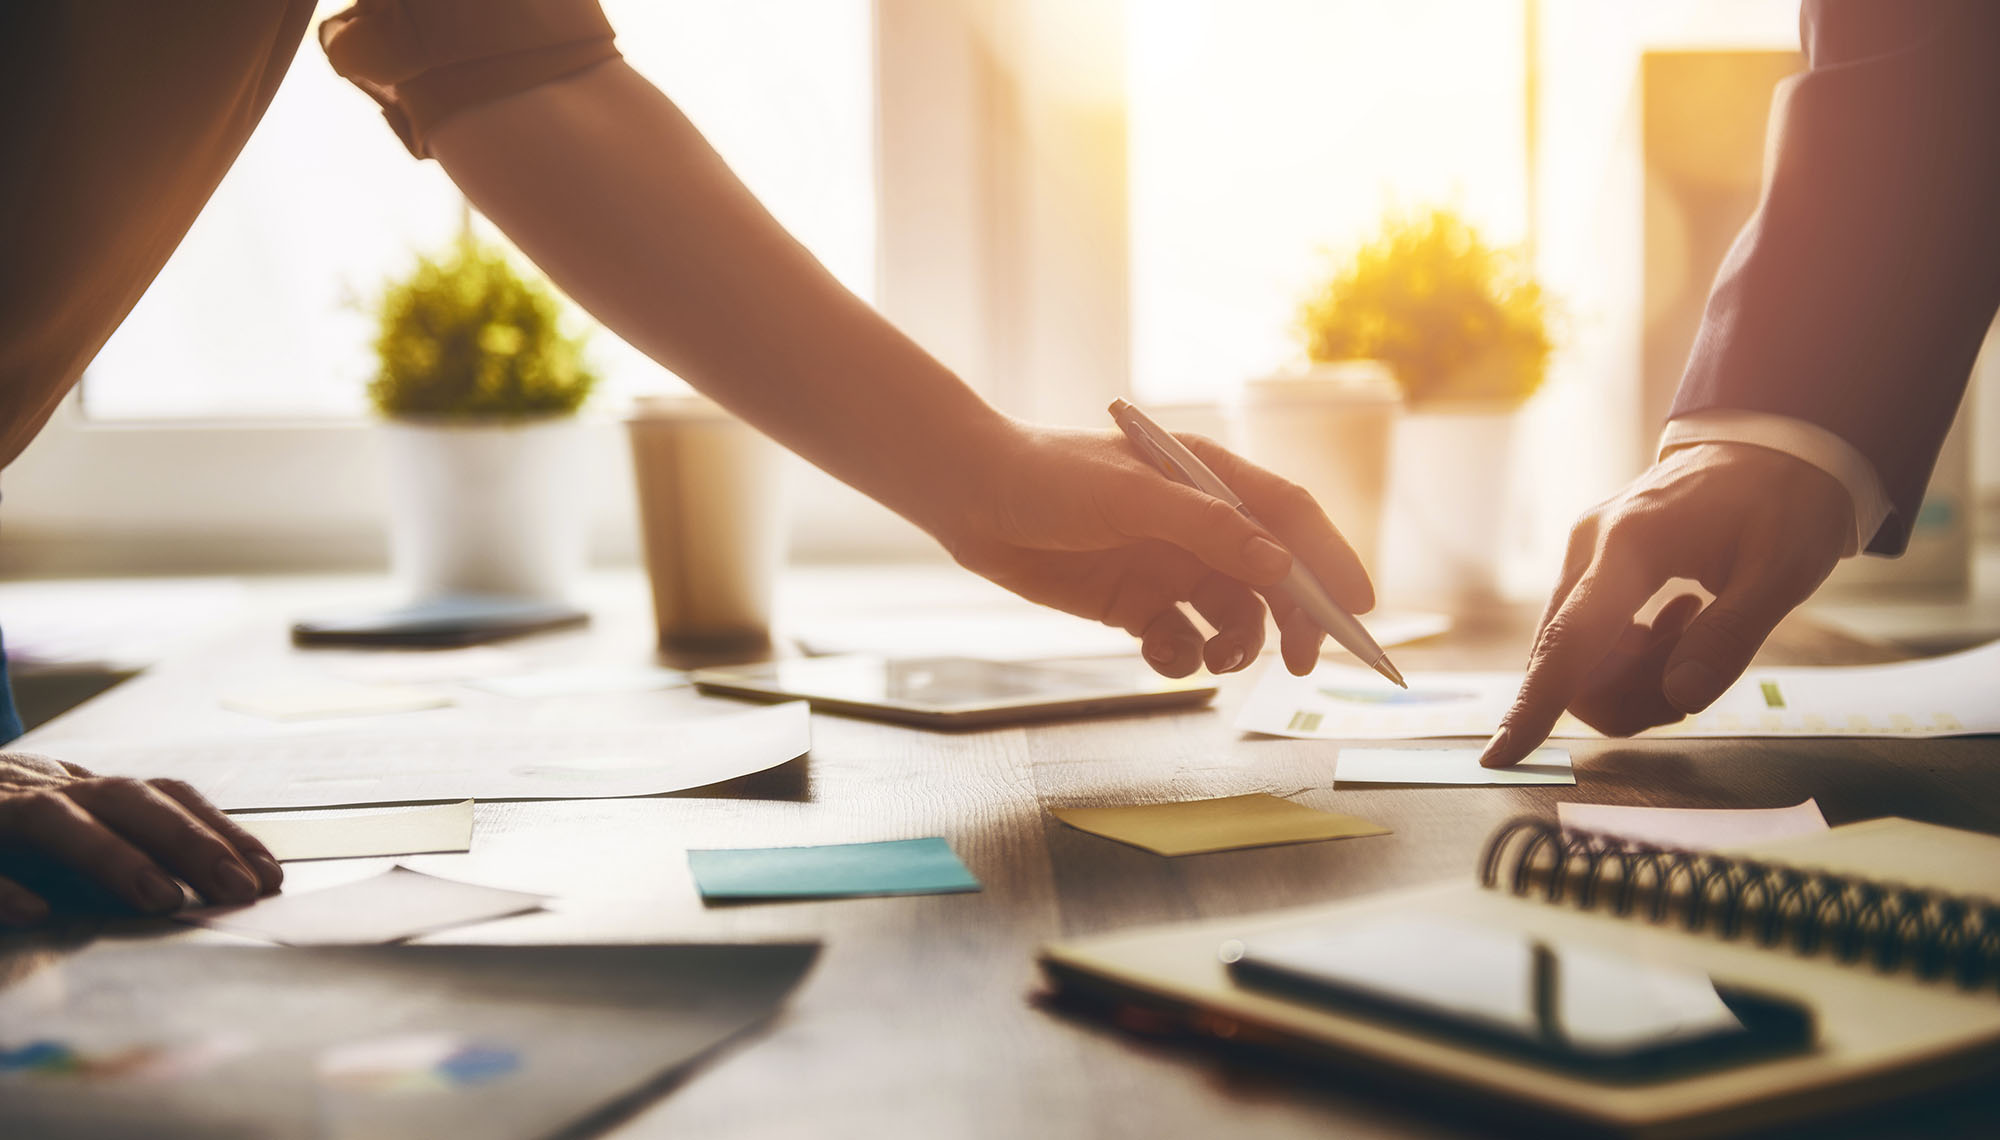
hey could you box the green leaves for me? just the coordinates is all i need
[370,234,597,419]
[1297,206,1555,408]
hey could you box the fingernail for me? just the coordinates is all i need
[134,868,184,913]
[251,854,285,891]
[1478,729,1512,769]
[1215,646,1246,673]
[1144,641,1176,666]
[213,859,259,904]
[1663,661,1723,711]
[0,895,49,926]
[1242,536,1291,582]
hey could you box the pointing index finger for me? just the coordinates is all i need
[1480,556,1661,768]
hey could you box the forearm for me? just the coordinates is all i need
[427,60,1010,540]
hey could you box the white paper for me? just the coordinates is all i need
[62,700,811,810]
[325,647,529,685]
[1557,799,1828,851]
[220,682,454,722]
[232,800,476,861]
[184,867,543,946]
[468,663,688,699]
[1237,639,2000,741]
[1335,746,1574,786]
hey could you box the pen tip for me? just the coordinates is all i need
[1376,658,1407,689]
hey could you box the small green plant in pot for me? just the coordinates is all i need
[1297,205,1553,408]
[370,230,599,602]
[1297,206,1559,611]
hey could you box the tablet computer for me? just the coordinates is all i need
[690,656,1217,729]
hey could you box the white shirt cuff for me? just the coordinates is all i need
[1659,411,1892,557]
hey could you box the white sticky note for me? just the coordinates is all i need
[184,867,544,946]
[232,800,475,862]
[1557,799,1827,851]
[1335,746,1574,786]
[468,663,688,699]
[221,681,453,721]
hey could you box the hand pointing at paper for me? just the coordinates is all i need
[1478,445,1851,769]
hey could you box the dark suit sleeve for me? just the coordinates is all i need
[1668,0,2000,555]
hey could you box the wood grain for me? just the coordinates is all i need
[6,571,1998,1138]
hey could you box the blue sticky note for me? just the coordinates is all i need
[687,838,980,900]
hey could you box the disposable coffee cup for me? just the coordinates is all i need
[625,395,788,648]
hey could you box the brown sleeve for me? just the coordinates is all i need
[319,0,620,158]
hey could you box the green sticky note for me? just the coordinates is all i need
[687,838,980,901]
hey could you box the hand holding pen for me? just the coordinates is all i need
[1109,400,1404,687]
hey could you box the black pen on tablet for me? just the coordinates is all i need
[1108,398,1406,688]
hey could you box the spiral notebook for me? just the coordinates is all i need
[1039,817,2000,1138]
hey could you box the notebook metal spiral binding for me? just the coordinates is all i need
[1479,816,2000,991]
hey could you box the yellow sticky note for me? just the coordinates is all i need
[1051,794,1389,856]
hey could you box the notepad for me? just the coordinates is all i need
[184,867,545,946]
[1335,747,1573,786]
[231,800,475,862]
[687,838,980,900]
[1557,798,1828,850]
[1051,794,1389,855]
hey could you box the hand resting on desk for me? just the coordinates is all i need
[1479,445,1851,768]
[0,752,281,926]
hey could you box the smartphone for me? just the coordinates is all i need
[1223,915,1814,1081]
[292,595,589,647]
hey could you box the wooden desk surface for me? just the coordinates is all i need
[10,567,2000,1139]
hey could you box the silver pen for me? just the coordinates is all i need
[1108,398,1406,688]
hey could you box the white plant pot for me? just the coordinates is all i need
[1378,403,1520,614]
[1236,361,1402,579]
[380,416,587,602]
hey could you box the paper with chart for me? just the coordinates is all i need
[1237,639,2000,740]
[58,701,811,810]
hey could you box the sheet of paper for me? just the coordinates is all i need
[1051,794,1389,856]
[1335,747,1574,786]
[1557,799,1828,850]
[183,867,545,946]
[324,647,529,685]
[62,700,811,810]
[1237,639,2000,740]
[467,663,688,699]
[687,837,979,900]
[220,681,453,721]
[232,800,475,862]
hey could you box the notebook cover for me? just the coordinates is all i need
[1038,819,2000,1138]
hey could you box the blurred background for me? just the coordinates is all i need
[4,0,1995,643]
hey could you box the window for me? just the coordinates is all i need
[1128,0,1527,404]
[82,0,875,421]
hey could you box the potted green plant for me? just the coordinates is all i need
[1296,206,1555,610]
[369,230,598,601]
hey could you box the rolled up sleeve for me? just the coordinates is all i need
[319,0,620,158]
